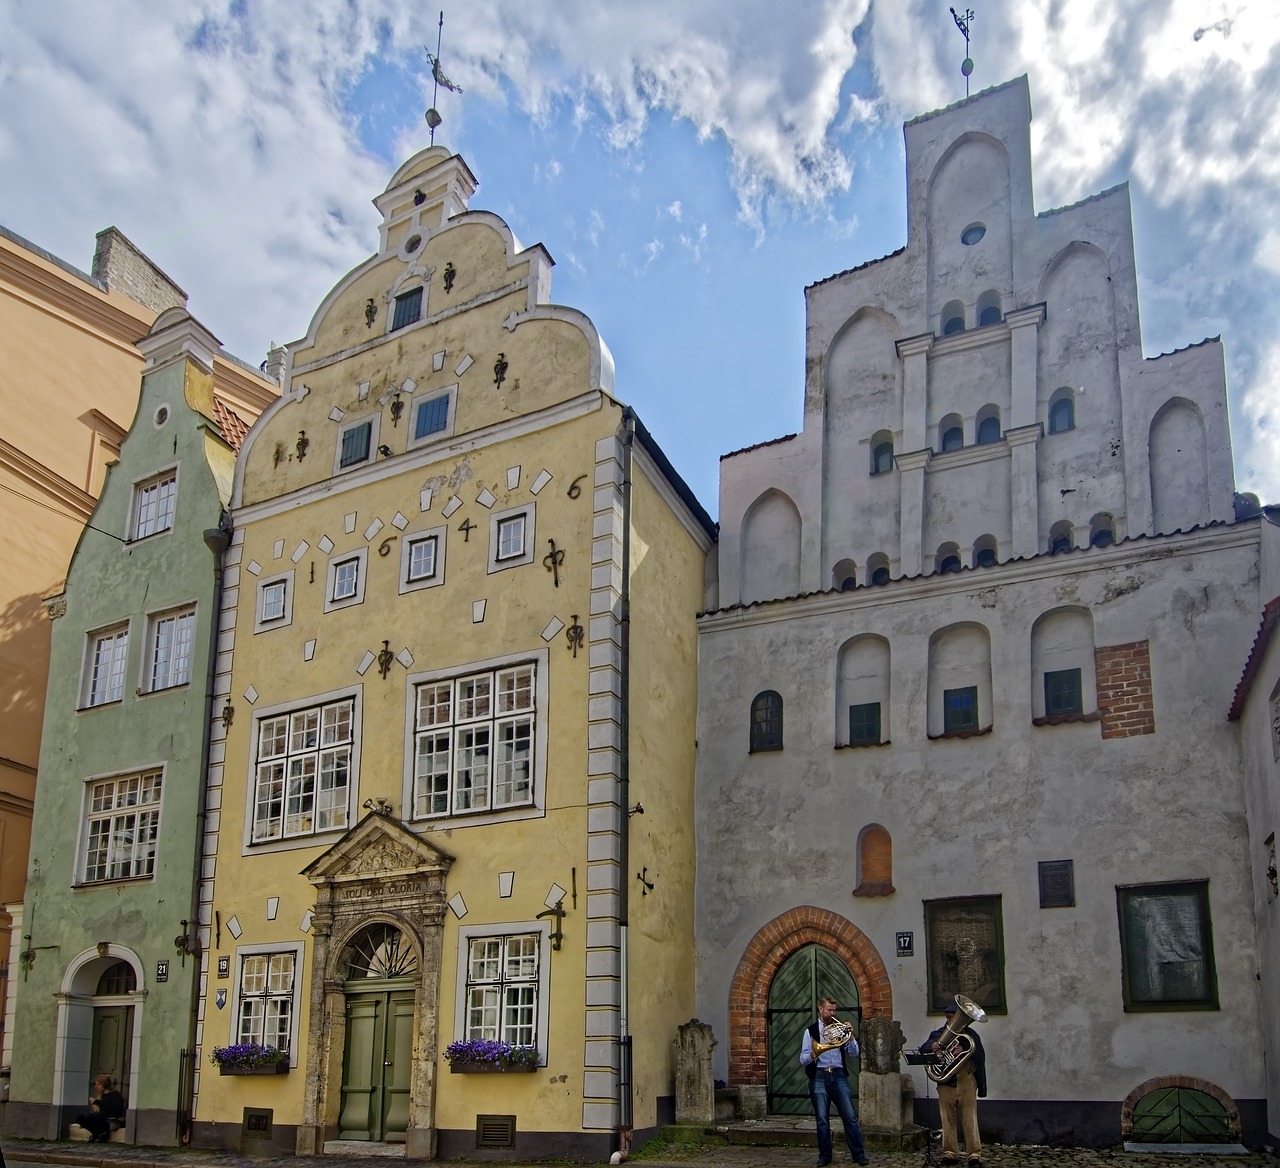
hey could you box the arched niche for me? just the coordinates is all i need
[832,559,858,591]
[1030,607,1097,721]
[740,490,802,604]
[853,825,894,896]
[825,308,901,423]
[1150,398,1209,534]
[836,635,890,747]
[927,622,993,737]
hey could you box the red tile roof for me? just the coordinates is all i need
[212,395,252,451]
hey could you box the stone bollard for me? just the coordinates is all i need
[857,1017,908,1136]
[673,1019,717,1125]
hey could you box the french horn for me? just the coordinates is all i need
[925,994,987,1084]
[812,1018,856,1057]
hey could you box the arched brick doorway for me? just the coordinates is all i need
[727,906,891,1086]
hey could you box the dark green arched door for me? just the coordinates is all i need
[1131,1088,1231,1142]
[767,944,860,1114]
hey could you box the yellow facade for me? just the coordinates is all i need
[195,148,712,1159]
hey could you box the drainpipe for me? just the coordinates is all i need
[614,412,636,1160]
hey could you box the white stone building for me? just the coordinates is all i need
[693,76,1277,1146]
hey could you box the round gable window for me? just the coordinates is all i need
[961,222,986,246]
[404,234,422,253]
[153,405,170,428]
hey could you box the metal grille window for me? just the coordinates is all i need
[415,395,449,439]
[848,702,881,746]
[238,952,296,1050]
[253,698,354,841]
[1044,668,1083,717]
[339,421,372,468]
[749,690,783,752]
[147,608,195,691]
[133,471,177,539]
[943,686,978,732]
[1118,881,1217,1009]
[465,934,539,1047]
[86,626,129,706]
[83,770,162,882]
[413,664,536,818]
[391,287,423,331]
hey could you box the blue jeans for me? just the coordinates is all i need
[810,1067,867,1163]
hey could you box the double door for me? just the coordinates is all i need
[339,988,414,1142]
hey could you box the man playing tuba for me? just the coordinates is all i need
[921,1002,987,1167]
[799,995,869,1167]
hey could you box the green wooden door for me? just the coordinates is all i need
[90,1006,133,1104]
[339,990,415,1141]
[767,944,860,1114]
[1131,1087,1231,1143]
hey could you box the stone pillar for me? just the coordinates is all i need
[1005,304,1045,430]
[895,450,931,578]
[673,1020,717,1125]
[1005,424,1042,559]
[896,334,933,452]
[857,1018,906,1136]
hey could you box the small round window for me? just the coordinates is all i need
[153,405,170,428]
[961,222,986,246]
[404,234,422,254]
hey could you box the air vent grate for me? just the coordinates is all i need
[476,1114,516,1148]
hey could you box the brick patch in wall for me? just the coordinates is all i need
[1095,640,1155,739]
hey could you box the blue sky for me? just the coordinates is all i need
[2,1,1276,514]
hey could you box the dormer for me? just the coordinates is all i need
[373,147,478,257]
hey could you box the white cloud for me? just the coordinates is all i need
[667,200,683,221]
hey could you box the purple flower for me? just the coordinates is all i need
[210,1042,287,1068]
[443,1038,539,1066]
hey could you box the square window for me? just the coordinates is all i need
[415,395,449,440]
[848,702,882,746]
[132,470,177,540]
[84,625,129,707]
[231,944,303,1062]
[943,686,978,733]
[498,516,525,560]
[399,526,447,595]
[391,286,423,331]
[262,581,286,621]
[1044,668,1083,717]
[81,769,163,883]
[146,607,196,691]
[255,572,295,632]
[408,536,437,581]
[456,929,547,1059]
[488,505,536,573]
[339,421,372,469]
[923,896,1006,1013]
[332,558,359,601]
[324,549,368,612]
[1118,881,1217,1010]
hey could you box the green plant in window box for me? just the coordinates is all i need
[444,1039,539,1072]
[210,1042,289,1074]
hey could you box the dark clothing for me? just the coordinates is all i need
[921,1022,986,1162]
[920,1025,986,1097]
[76,1089,125,1141]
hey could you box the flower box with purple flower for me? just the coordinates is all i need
[444,1039,539,1073]
[210,1043,290,1075]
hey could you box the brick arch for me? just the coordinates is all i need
[1120,1075,1241,1140]
[727,905,892,1086]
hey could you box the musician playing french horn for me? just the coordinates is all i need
[920,1002,988,1167]
[799,995,870,1167]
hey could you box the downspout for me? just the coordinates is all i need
[614,411,637,1160]
[181,513,231,1143]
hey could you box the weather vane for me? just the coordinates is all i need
[425,11,462,145]
[950,7,975,98]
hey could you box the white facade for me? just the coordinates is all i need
[695,77,1273,1145]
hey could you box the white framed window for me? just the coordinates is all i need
[250,692,358,844]
[255,571,295,633]
[453,922,551,1064]
[230,942,304,1062]
[407,383,458,449]
[145,606,195,692]
[334,413,380,474]
[83,623,130,708]
[80,768,163,883]
[405,650,548,824]
[488,503,536,573]
[399,525,447,595]
[131,469,178,540]
[324,547,368,612]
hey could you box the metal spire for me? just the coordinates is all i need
[424,11,462,145]
[950,7,975,98]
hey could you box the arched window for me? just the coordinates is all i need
[867,553,891,587]
[1048,390,1075,434]
[1049,521,1074,555]
[975,405,1001,445]
[343,923,420,980]
[871,440,894,475]
[1090,513,1115,548]
[832,559,857,592]
[941,299,966,336]
[750,691,783,753]
[973,535,998,568]
[936,542,961,574]
[977,290,1002,327]
[871,566,891,586]
[96,961,137,995]
[939,413,964,452]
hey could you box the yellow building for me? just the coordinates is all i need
[0,226,275,1076]
[194,147,714,1159]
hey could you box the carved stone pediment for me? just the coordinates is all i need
[302,811,454,886]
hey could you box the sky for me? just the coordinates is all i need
[2,1,1276,516]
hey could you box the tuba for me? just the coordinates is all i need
[925,995,987,1084]
[812,1018,856,1058]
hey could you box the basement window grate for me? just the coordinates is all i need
[476,1114,516,1149]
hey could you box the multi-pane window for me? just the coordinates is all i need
[749,691,783,752]
[147,608,195,691]
[332,557,360,601]
[85,626,129,707]
[415,395,449,439]
[83,770,162,883]
[262,580,287,621]
[133,471,177,539]
[391,287,423,331]
[339,421,372,468]
[252,698,354,841]
[497,515,525,561]
[465,934,539,1047]
[848,702,882,746]
[407,535,438,583]
[1044,668,1083,717]
[943,686,978,732]
[1118,881,1217,1009]
[238,951,296,1051]
[413,665,536,818]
